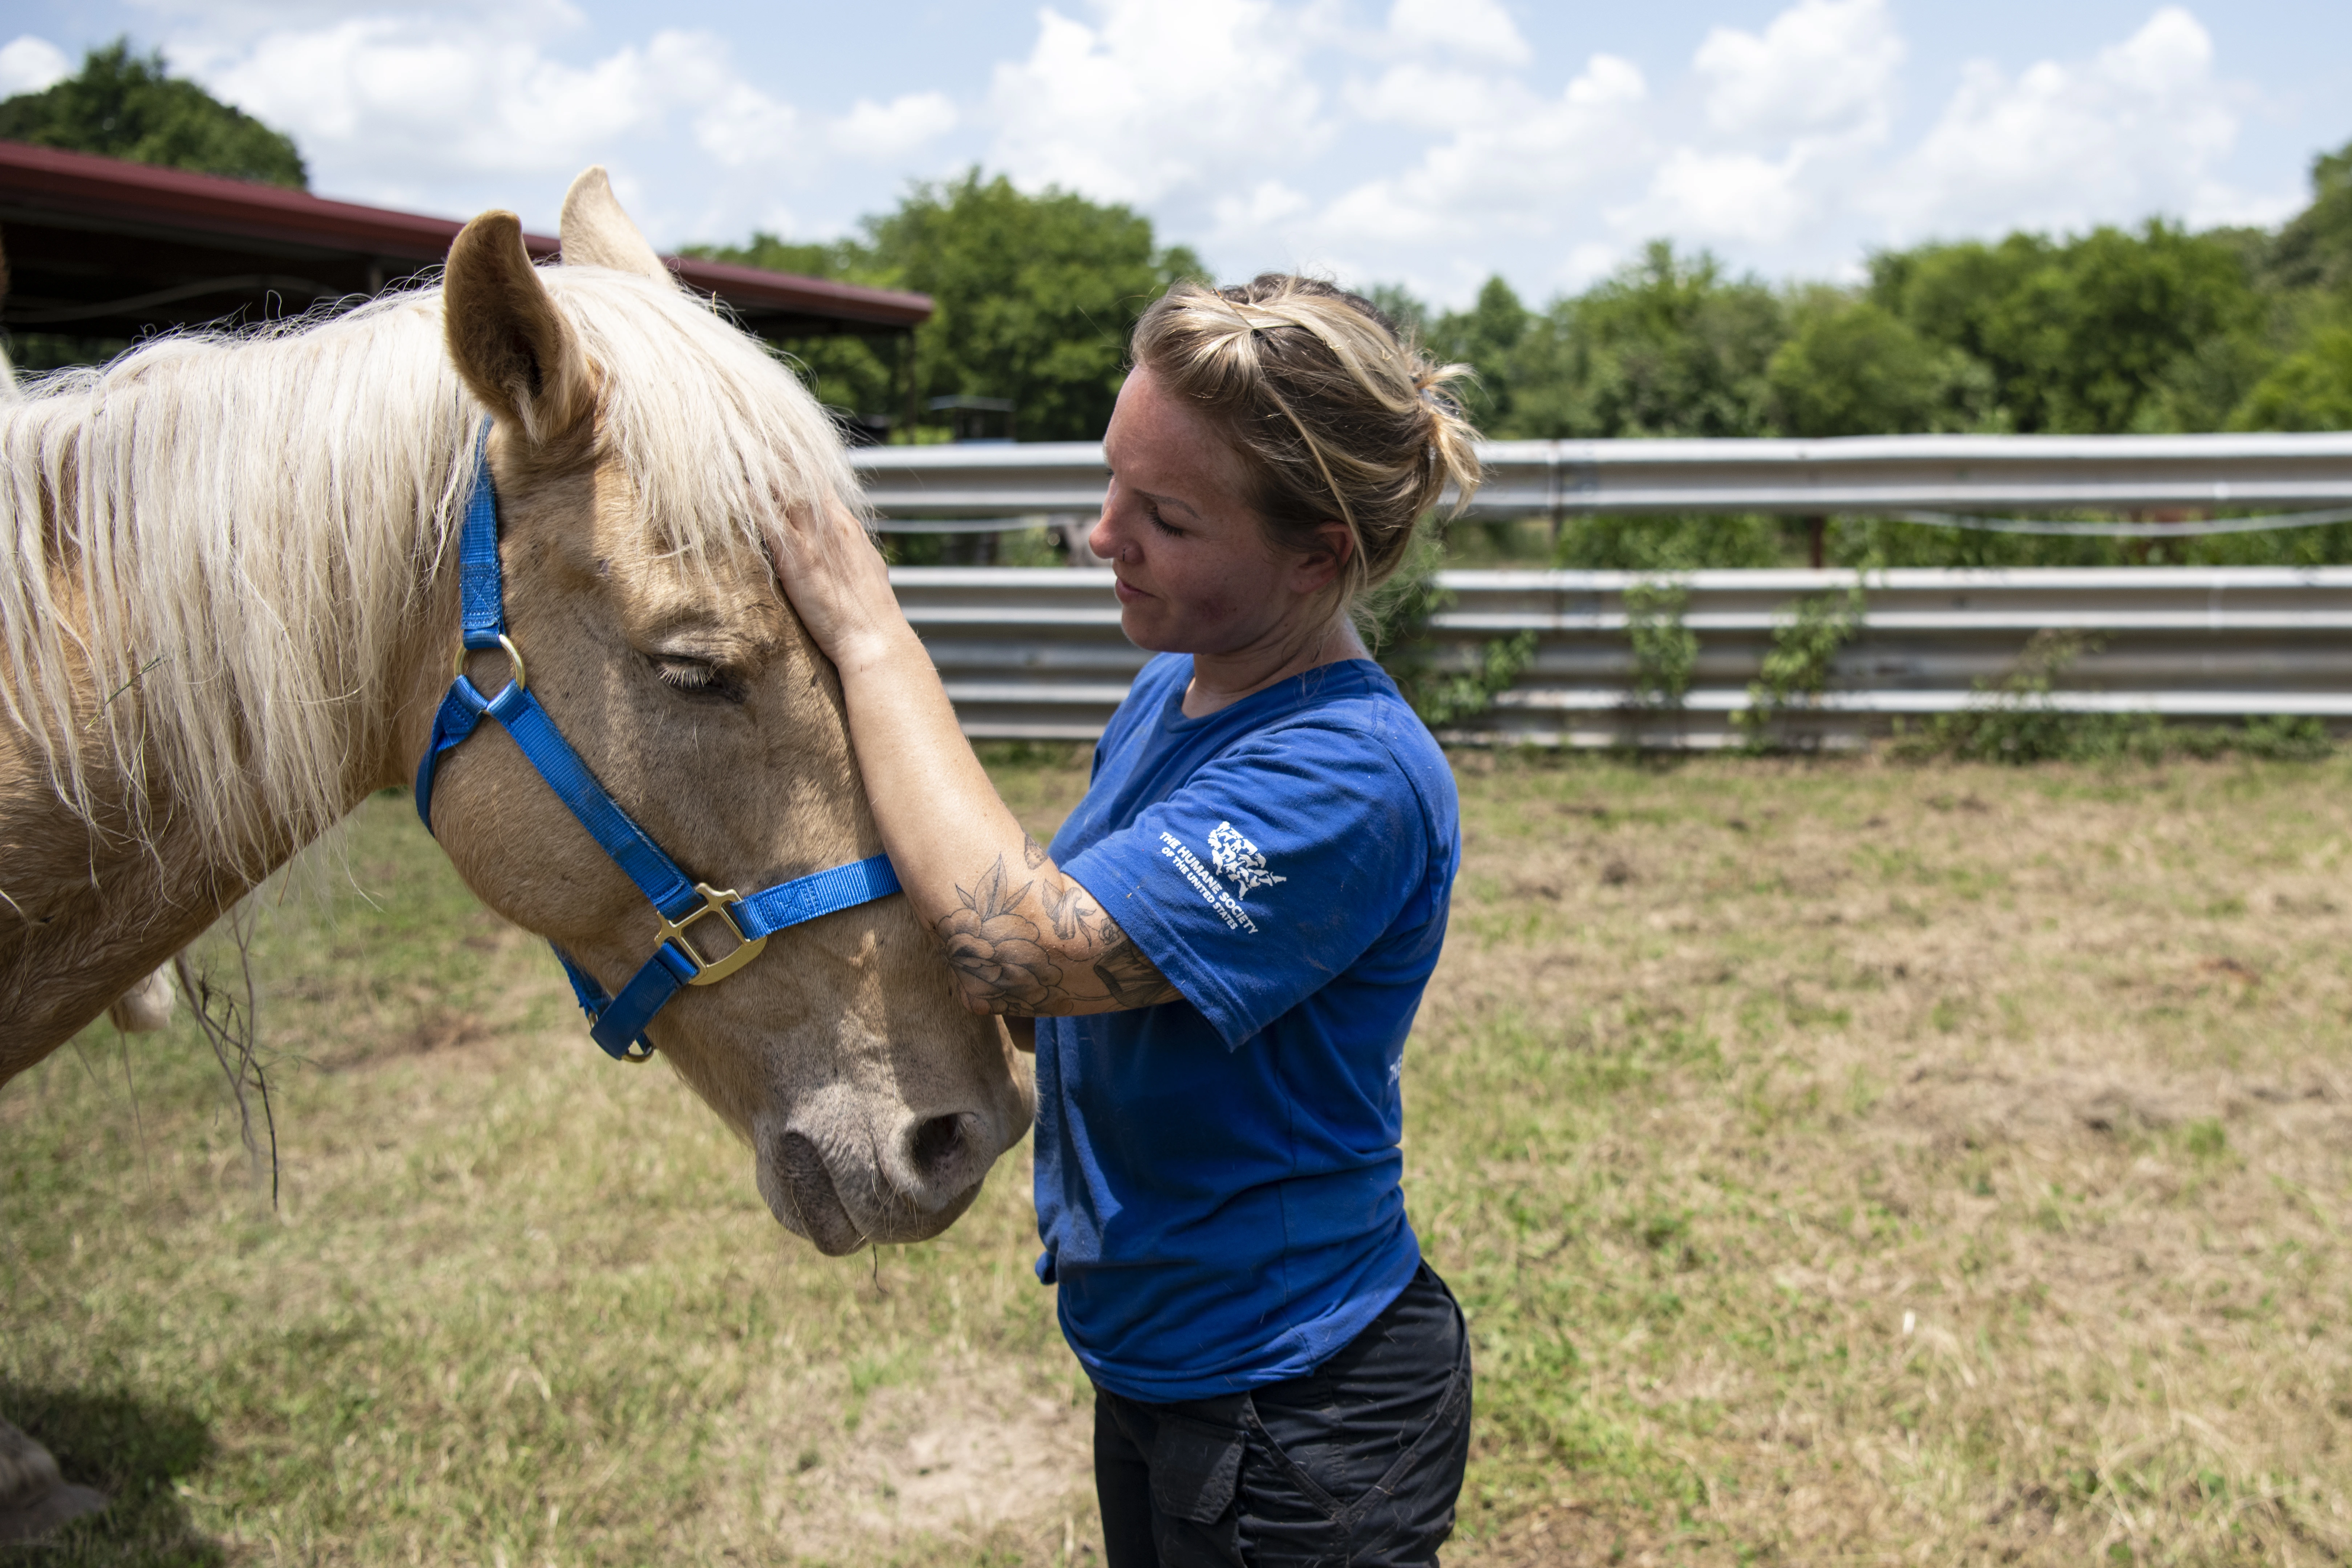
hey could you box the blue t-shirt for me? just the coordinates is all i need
[1034,652,1461,1403]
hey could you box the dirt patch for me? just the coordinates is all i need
[769,1356,1095,1559]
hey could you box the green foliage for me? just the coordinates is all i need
[1623,578,1697,709]
[1890,630,2336,763]
[877,171,1201,440]
[1415,632,1539,729]
[1868,221,2264,434]
[1738,584,1865,746]
[2266,137,2352,295]
[1365,528,1538,729]
[1768,293,1991,437]
[689,170,1200,440]
[0,39,305,187]
[1554,512,1786,571]
[1425,274,1529,429]
[2230,324,2352,431]
[1509,243,1785,439]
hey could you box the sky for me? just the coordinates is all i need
[1,0,2348,309]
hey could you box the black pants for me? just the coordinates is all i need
[1092,1261,1473,1567]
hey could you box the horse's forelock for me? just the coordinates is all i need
[542,267,860,579]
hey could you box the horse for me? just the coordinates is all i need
[0,170,1033,1538]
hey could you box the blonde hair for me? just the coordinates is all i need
[0,265,855,869]
[1129,275,1482,608]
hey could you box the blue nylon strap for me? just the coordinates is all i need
[413,677,491,830]
[737,854,902,938]
[551,944,614,1019]
[417,416,907,1063]
[457,423,506,650]
[481,681,705,922]
[589,944,698,1060]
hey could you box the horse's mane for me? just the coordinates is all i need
[0,265,857,868]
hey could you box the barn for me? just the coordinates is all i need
[0,139,928,383]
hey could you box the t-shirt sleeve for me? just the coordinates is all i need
[1059,719,1434,1050]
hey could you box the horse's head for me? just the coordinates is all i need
[409,171,1030,1254]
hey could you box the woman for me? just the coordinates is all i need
[772,275,1483,1567]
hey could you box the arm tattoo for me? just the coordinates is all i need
[1093,914,1180,1008]
[1022,833,1049,870]
[938,854,1065,1015]
[934,852,1177,1014]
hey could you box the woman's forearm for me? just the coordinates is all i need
[831,625,1177,1017]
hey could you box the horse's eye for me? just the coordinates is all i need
[652,657,717,692]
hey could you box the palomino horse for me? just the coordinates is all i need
[0,171,1031,1537]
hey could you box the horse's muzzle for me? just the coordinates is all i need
[758,1111,994,1255]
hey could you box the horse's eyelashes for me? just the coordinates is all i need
[649,654,748,704]
[653,657,714,690]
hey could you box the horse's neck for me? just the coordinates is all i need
[0,396,462,1084]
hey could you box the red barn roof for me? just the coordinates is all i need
[0,140,930,340]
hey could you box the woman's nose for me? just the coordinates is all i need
[1087,511,1122,562]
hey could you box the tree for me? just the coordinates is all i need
[689,171,1199,442]
[1767,292,1992,437]
[2230,325,2352,431]
[1425,275,1526,429]
[1870,222,2262,433]
[875,171,1201,441]
[0,39,306,188]
[1505,242,1785,440]
[2267,138,2352,296]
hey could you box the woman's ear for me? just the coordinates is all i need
[1285,520,1356,595]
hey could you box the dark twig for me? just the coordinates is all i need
[174,905,279,1210]
[84,653,168,730]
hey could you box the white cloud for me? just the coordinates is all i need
[985,0,1329,208]
[38,0,2298,313]
[1384,0,1529,68]
[1620,148,1808,245]
[1344,61,1505,133]
[1693,0,1903,147]
[202,17,712,179]
[0,34,72,96]
[826,93,958,162]
[1875,6,2271,239]
[164,12,849,243]
[1317,52,1648,245]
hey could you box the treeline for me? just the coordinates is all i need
[10,41,2352,566]
[685,173,1200,446]
[1405,157,2352,447]
[717,146,2352,567]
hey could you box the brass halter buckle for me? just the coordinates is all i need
[657,883,770,985]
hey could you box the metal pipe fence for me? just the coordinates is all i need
[866,433,2352,747]
[855,432,2352,522]
[893,566,2352,747]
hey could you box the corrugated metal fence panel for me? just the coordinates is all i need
[890,566,2352,746]
[855,433,2352,519]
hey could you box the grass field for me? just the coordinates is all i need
[5,750,2352,1565]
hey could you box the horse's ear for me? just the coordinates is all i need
[559,167,671,285]
[443,210,592,443]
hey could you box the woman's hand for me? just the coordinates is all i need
[768,493,915,673]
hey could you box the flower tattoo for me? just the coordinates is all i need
[935,850,1179,1015]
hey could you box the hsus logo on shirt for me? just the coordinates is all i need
[1207,822,1287,900]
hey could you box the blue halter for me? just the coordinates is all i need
[413,423,901,1062]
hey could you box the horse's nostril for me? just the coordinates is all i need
[909,1113,967,1177]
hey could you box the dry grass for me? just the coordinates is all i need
[1432,751,2352,1566]
[5,752,2352,1565]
